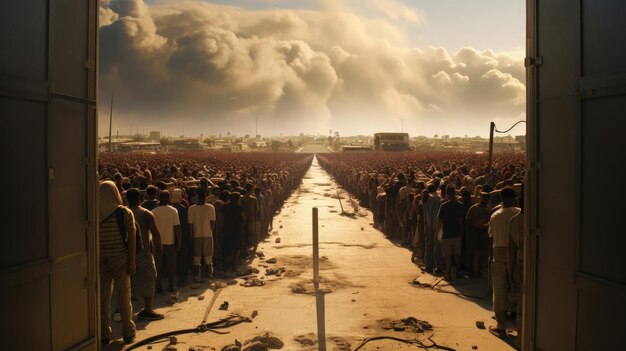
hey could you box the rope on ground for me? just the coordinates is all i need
[123,314,252,351]
[353,335,457,351]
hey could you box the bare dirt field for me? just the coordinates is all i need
[107,157,515,351]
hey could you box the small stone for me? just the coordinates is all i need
[361,227,364,231]
[351,299,356,302]
[256,251,265,258]
[251,310,258,319]
[227,280,238,285]
[148,346,152,350]
[279,225,283,229]
[242,341,267,351]
[266,258,277,264]
[275,238,281,243]
[475,321,485,329]
[169,336,178,345]
[198,295,205,301]
[472,346,478,350]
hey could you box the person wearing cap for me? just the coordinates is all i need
[488,186,520,338]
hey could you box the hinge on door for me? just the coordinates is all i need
[48,167,54,182]
[525,56,543,67]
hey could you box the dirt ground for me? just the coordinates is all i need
[107,157,516,351]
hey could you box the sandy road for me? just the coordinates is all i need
[110,157,515,351]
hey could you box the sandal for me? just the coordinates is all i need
[488,326,507,339]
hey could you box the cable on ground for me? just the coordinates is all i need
[354,336,457,351]
[123,314,252,351]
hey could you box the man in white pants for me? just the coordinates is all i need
[188,189,216,280]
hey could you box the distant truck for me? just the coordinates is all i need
[373,132,410,151]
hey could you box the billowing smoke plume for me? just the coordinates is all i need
[99,0,525,136]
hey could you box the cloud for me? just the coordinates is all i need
[99,0,525,136]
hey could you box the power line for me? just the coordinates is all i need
[494,120,526,134]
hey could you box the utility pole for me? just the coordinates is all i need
[488,122,495,170]
[108,91,114,152]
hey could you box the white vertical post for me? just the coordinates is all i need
[313,207,326,351]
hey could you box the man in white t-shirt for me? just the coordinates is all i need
[188,189,216,280]
[152,191,181,293]
[487,187,521,338]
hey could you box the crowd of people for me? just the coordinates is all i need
[97,152,313,345]
[317,151,525,345]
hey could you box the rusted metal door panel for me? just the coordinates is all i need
[528,0,626,350]
[0,1,98,350]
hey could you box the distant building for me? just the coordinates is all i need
[149,130,162,140]
[373,132,410,151]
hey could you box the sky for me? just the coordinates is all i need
[99,0,526,137]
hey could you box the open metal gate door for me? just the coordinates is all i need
[525,1,626,350]
[0,1,98,350]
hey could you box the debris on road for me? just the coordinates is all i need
[266,267,286,276]
[379,317,432,333]
[266,258,277,264]
[275,238,281,243]
[241,278,265,287]
[221,333,284,351]
[219,301,229,310]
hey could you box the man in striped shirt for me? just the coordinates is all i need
[99,181,136,345]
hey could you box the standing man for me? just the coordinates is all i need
[422,183,441,273]
[152,191,181,294]
[171,189,190,286]
[466,191,492,277]
[126,188,164,320]
[508,193,524,348]
[188,189,216,280]
[142,185,159,211]
[488,187,521,338]
[241,184,259,254]
[436,185,464,281]
[99,181,136,345]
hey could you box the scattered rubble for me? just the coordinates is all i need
[221,333,284,351]
[275,238,281,243]
[266,258,277,264]
[265,267,286,276]
[379,317,432,333]
[219,301,229,310]
[241,278,265,287]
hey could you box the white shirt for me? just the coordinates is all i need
[488,206,521,248]
[152,205,180,245]
[188,203,216,238]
